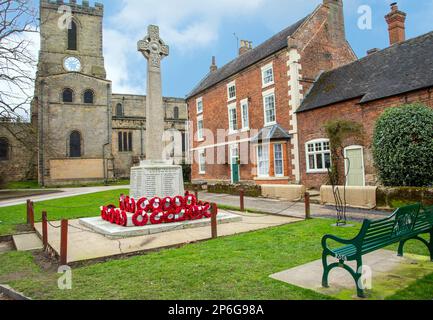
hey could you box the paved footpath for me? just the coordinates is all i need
[197,192,390,222]
[0,186,389,222]
[0,186,128,208]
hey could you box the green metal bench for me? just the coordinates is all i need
[321,203,433,298]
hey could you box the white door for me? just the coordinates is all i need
[344,146,365,187]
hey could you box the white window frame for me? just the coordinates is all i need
[261,62,274,88]
[273,144,284,177]
[240,98,249,131]
[227,81,236,102]
[262,88,276,127]
[305,139,331,174]
[198,149,206,174]
[196,97,203,115]
[227,102,238,134]
[197,115,204,142]
[257,144,270,178]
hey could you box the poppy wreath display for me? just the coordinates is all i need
[173,196,184,208]
[150,197,163,211]
[136,198,150,212]
[102,194,217,227]
[185,194,197,208]
[150,209,165,225]
[132,210,149,227]
[162,197,174,211]
[201,203,212,218]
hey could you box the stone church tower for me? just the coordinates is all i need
[30,0,188,186]
[34,0,114,186]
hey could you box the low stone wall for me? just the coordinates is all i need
[261,185,305,201]
[207,183,262,197]
[377,187,433,208]
[320,186,378,209]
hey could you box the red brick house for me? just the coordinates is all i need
[297,3,433,189]
[186,0,356,185]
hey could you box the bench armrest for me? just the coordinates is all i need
[321,234,357,251]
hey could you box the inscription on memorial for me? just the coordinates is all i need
[130,166,184,199]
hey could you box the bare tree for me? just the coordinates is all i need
[0,0,38,120]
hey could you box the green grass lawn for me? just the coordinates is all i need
[0,189,128,236]
[2,180,130,190]
[0,218,431,300]
[0,190,432,300]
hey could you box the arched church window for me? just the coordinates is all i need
[84,90,94,104]
[63,88,74,103]
[116,103,124,117]
[173,106,179,119]
[0,137,9,160]
[69,131,82,158]
[68,20,78,51]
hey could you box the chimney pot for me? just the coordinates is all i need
[367,48,380,55]
[210,56,218,72]
[385,2,407,45]
[239,40,253,56]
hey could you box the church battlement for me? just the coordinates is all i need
[40,0,104,16]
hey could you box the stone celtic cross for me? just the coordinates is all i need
[138,25,169,69]
[137,25,169,161]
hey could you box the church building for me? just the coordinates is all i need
[0,0,188,186]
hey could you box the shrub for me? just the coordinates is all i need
[373,104,433,187]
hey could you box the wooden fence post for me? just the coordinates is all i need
[239,189,245,212]
[211,203,218,239]
[28,201,35,230]
[60,220,69,266]
[305,192,311,220]
[42,211,48,249]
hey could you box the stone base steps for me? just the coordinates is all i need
[12,233,43,252]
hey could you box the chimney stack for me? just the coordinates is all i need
[210,56,218,72]
[385,2,406,45]
[323,0,346,46]
[239,40,253,56]
[367,48,379,55]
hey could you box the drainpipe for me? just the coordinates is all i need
[38,80,46,187]
[140,124,144,158]
[105,83,113,182]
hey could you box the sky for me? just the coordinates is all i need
[31,0,433,99]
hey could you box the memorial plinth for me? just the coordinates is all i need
[130,161,185,199]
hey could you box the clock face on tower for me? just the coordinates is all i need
[64,57,82,72]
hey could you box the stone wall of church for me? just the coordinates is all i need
[38,73,112,186]
[0,121,37,184]
[111,94,188,178]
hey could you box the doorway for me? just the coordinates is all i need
[230,145,240,184]
[344,146,365,187]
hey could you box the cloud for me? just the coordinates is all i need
[104,0,265,94]
[103,29,143,94]
[111,0,264,50]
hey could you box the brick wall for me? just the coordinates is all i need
[187,2,356,185]
[297,87,433,189]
